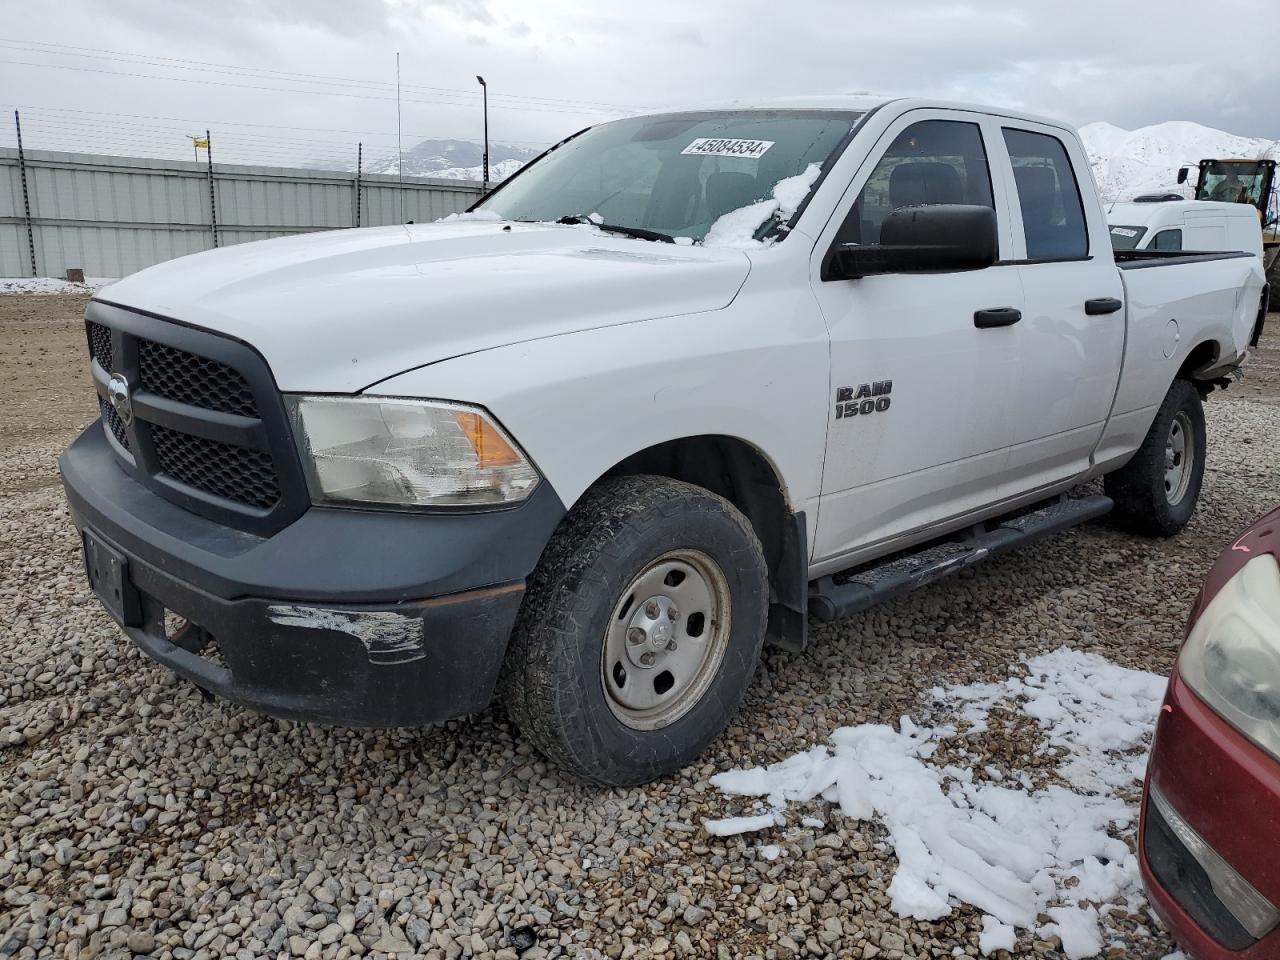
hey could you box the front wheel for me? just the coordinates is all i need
[500,476,768,785]
[1105,378,1206,537]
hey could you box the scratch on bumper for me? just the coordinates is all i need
[266,604,427,664]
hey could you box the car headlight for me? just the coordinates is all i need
[284,396,540,509]
[1179,553,1280,761]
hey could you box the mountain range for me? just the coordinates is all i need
[1079,120,1278,203]
[361,139,539,181]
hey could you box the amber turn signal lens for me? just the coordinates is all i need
[454,411,523,468]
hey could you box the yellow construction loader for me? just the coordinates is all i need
[1179,158,1279,280]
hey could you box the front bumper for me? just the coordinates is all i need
[1140,672,1280,960]
[60,423,565,726]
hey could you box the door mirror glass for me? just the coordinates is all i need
[1177,167,1189,185]
[825,204,998,279]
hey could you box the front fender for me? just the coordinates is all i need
[366,302,830,534]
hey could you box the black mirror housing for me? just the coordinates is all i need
[824,204,999,280]
[1177,167,1189,185]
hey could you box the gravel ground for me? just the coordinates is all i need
[2,294,1280,960]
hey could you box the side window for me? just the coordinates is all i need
[1002,128,1089,260]
[1150,228,1183,251]
[837,119,994,245]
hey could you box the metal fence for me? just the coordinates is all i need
[0,147,484,278]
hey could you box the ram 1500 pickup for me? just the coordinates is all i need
[61,97,1270,784]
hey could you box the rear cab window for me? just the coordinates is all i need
[1150,228,1183,251]
[1002,128,1089,260]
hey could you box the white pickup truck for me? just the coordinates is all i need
[61,97,1270,784]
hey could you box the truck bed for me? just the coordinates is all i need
[1108,249,1265,425]
[1114,249,1256,269]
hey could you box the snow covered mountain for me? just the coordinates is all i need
[1080,120,1278,203]
[421,157,527,182]
[363,139,537,182]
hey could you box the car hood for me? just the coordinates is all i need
[97,220,752,392]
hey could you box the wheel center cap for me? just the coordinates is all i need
[624,594,678,668]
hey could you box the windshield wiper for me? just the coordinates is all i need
[556,215,675,244]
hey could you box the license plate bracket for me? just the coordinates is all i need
[82,530,143,627]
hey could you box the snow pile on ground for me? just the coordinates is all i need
[701,163,822,249]
[704,648,1167,958]
[1080,119,1278,203]
[0,277,115,295]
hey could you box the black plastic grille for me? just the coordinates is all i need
[151,425,280,510]
[87,321,112,371]
[139,339,258,418]
[99,396,129,450]
[85,308,304,532]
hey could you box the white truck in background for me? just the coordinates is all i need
[61,97,1269,784]
[1107,198,1264,256]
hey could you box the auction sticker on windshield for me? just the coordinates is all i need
[681,138,775,159]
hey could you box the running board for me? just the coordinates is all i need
[807,494,1113,622]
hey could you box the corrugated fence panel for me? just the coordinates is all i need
[0,148,483,278]
[1,223,25,276]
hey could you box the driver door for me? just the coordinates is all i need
[809,111,1026,565]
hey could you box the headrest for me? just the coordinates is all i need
[889,162,965,208]
[705,172,761,220]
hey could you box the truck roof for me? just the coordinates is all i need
[643,95,1078,134]
[1106,199,1262,228]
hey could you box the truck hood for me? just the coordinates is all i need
[97,221,752,392]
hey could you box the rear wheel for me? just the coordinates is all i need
[500,475,768,785]
[1105,378,1206,537]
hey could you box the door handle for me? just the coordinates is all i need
[1085,297,1123,315]
[974,307,1022,328]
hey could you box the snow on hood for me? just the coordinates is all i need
[95,220,751,392]
[702,648,1168,959]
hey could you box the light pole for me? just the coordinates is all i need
[476,75,489,194]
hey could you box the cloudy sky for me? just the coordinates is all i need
[0,0,1276,167]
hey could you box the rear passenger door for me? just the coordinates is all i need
[999,123,1125,491]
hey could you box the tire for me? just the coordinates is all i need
[1104,378,1206,537]
[500,475,768,785]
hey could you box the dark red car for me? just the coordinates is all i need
[1141,506,1280,959]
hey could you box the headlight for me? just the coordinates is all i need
[1179,553,1280,761]
[284,396,539,509]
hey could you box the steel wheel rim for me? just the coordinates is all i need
[601,548,732,731]
[1164,411,1195,506]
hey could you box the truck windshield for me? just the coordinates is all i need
[474,110,862,245]
[1109,225,1148,249]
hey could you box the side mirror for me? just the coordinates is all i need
[1177,167,1189,185]
[824,204,999,281]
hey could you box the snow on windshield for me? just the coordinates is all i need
[700,163,823,249]
[701,648,1167,959]
[436,209,504,223]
